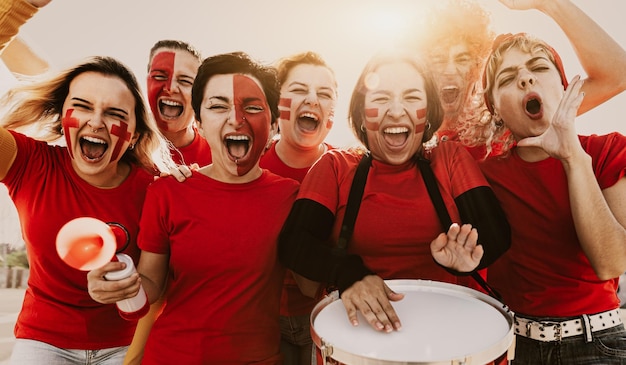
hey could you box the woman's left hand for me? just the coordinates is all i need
[431,223,483,272]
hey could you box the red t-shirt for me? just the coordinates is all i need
[260,140,332,316]
[2,131,153,349]
[170,128,212,166]
[298,142,489,284]
[138,170,298,364]
[480,133,626,317]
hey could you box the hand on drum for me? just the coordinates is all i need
[340,275,405,333]
[431,223,483,273]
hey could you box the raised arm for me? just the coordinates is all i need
[499,0,626,114]
[518,76,626,279]
[0,0,49,53]
[0,0,50,180]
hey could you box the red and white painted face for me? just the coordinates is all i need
[490,47,564,141]
[199,73,272,178]
[278,64,336,150]
[61,72,138,181]
[147,49,199,134]
[430,42,474,126]
[363,61,428,165]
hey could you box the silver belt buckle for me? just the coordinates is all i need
[525,319,563,341]
[554,323,562,341]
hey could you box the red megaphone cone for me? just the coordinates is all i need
[56,217,117,271]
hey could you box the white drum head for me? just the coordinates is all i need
[311,279,513,364]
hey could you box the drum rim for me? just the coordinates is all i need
[310,279,514,365]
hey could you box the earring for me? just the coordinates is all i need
[360,124,366,133]
[492,111,504,128]
[425,121,431,131]
[129,143,136,151]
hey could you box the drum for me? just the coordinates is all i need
[311,279,514,365]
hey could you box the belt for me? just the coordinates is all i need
[514,309,622,342]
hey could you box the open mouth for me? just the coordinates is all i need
[296,112,319,132]
[383,126,409,147]
[80,136,108,161]
[523,93,543,120]
[159,99,184,119]
[225,134,250,161]
[441,86,459,104]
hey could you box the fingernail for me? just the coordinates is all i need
[376,322,384,330]
[395,322,402,330]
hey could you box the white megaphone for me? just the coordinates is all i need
[56,217,149,320]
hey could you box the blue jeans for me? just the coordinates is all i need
[512,324,626,364]
[280,314,315,365]
[10,339,128,365]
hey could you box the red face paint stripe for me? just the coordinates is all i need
[365,108,378,118]
[416,108,427,120]
[415,123,426,134]
[110,122,131,161]
[280,110,291,120]
[279,98,291,108]
[62,109,79,159]
[147,51,176,127]
[233,74,271,177]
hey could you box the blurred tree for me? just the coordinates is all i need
[6,248,28,269]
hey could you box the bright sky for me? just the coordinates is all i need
[11,0,626,148]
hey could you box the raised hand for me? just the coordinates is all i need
[26,0,51,8]
[431,223,483,272]
[517,75,585,161]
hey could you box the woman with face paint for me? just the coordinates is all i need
[278,51,510,336]
[89,52,299,364]
[479,33,626,364]
[146,39,212,166]
[0,2,176,364]
[259,51,337,365]
[418,0,626,160]
[118,39,210,365]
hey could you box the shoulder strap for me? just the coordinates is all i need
[416,158,452,227]
[334,152,371,255]
[416,157,502,301]
[332,152,502,301]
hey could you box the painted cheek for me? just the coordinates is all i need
[110,121,132,161]
[147,52,175,128]
[414,108,427,134]
[279,97,291,120]
[233,74,271,176]
[364,107,381,131]
[61,109,80,159]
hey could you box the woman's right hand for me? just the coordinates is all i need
[26,0,51,8]
[340,275,404,333]
[87,261,142,304]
